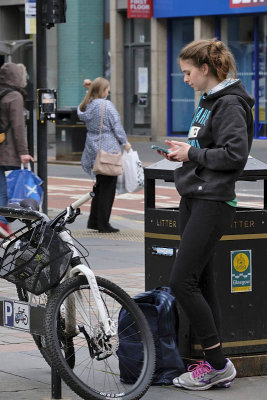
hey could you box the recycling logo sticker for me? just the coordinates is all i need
[231,250,252,293]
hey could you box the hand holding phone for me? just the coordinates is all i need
[151,145,171,154]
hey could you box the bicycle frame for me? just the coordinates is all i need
[58,229,117,337]
[0,192,117,337]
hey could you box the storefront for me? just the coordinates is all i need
[154,0,267,138]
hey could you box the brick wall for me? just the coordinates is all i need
[58,0,104,108]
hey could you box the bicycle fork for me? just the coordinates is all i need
[58,230,117,337]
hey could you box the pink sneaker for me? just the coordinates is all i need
[173,359,236,390]
[0,221,12,239]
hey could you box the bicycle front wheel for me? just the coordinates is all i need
[44,275,155,400]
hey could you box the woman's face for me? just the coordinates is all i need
[103,85,110,98]
[179,59,208,93]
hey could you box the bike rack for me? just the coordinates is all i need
[0,296,64,399]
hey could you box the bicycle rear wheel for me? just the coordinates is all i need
[44,275,155,400]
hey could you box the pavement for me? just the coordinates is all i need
[1,138,267,400]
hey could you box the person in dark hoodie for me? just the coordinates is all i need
[77,77,131,233]
[0,62,34,238]
[157,39,254,390]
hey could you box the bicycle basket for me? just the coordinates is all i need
[0,220,73,295]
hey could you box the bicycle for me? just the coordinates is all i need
[0,192,156,400]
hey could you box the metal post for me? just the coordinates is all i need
[25,100,34,170]
[264,179,267,210]
[36,0,48,214]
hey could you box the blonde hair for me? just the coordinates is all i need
[178,38,237,81]
[80,77,109,112]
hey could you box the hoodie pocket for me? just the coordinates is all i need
[174,163,206,196]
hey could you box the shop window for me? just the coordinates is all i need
[221,16,254,97]
[170,18,194,136]
[258,15,267,137]
[221,15,267,138]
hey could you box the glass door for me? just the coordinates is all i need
[132,46,151,132]
[124,19,151,135]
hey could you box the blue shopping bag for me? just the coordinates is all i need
[7,165,43,204]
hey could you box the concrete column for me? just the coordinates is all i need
[194,17,215,106]
[110,0,124,123]
[194,16,215,40]
[150,18,167,141]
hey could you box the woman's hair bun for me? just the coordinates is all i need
[209,39,224,52]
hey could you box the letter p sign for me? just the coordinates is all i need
[4,301,14,327]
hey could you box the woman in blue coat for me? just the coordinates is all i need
[78,77,131,233]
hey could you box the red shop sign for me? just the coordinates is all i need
[230,0,267,8]
[127,0,153,19]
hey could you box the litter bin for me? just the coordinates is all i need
[56,107,87,161]
[144,157,267,376]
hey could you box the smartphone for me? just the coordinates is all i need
[151,145,171,154]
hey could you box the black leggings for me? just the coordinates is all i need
[169,197,236,349]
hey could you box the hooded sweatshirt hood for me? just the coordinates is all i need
[0,62,25,91]
[205,79,255,108]
[174,79,255,202]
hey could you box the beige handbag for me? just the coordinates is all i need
[0,132,5,144]
[93,101,123,176]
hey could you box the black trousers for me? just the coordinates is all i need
[88,174,117,230]
[169,197,236,349]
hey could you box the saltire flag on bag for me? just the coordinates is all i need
[7,166,43,204]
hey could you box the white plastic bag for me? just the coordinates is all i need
[122,149,144,193]
[116,172,127,194]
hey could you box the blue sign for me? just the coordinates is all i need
[4,301,13,327]
[154,0,267,18]
[3,300,30,330]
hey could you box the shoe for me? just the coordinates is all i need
[0,222,12,239]
[98,225,120,233]
[173,376,231,389]
[87,223,98,230]
[173,359,236,391]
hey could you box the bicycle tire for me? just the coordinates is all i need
[44,275,156,400]
[16,286,76,370]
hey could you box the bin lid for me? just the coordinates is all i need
[144,156,267,181]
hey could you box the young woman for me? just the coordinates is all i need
[158,39,254,390]
[78,77,131,233]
